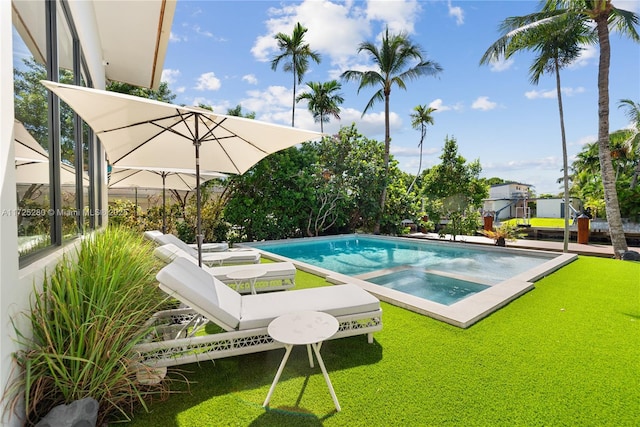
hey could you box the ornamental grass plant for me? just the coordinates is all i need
[6,226,170,425]
[123,255,639,426]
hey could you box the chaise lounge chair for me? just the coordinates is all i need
[144,230,232,252]
[153,233,261,266]
[154,243,296,293]
[132,257,382,370]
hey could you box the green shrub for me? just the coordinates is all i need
[8,227,169,425]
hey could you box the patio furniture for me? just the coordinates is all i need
[264,311,341,411]
[153,243,295,293]
[154,233,261,266]
[145,230,232,252]
[226,268,267,295]
[131,257,382,370]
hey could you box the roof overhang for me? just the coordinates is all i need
[12,0,175,89]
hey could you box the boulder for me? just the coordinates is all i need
[621,250,640,261]
[35,397,98,427]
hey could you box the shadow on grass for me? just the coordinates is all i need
[249,404,336,427]
[154,334,383,407]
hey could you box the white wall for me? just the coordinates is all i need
[1,1,22,422]
[1,3,106,424]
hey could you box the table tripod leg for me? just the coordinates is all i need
[263,345,292,407]
[311,342,341,412]
[306,344,314,368]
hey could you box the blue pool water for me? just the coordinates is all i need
[248,235,555,305]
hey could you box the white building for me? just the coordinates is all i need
[1,2,175,424]
[537,197,583,219]
[482,182,533,221]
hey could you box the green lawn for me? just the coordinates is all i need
[503,217,569,228]
[124,256,639,426]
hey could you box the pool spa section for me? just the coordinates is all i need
[243,235,577,328]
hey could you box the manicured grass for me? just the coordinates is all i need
[503,217,568,228]
[124,256,639,426]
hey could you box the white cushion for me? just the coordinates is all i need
[156,257,241,329]
[156,234,198,258]
[238,284,380,330]
[210,262,296,283]
[144,230,164,241]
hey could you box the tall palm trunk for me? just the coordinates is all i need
[292,68,297,127]
[595,15,628,257]
[554,61,570,253]
[375,90,391,234]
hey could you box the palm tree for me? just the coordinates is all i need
[540,0,639,258]
[480,13,594,253]
[296,80,344,132]
[271,22,321,127]
[407,105,436,194]
[341,27,442,233]
[617,99,640,188]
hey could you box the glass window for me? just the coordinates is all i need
[13,0,99,264]
[12,2,53,257]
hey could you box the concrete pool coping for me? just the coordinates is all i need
[241,235,578,328]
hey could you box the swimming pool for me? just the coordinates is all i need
[244,235,576,327]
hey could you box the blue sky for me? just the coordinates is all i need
[167,1,635,195]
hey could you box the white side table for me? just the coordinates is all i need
[263,310,341,412]
[226,268,266,295]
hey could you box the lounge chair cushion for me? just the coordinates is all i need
[210,262,296,283]
[144,230,164,241]
[155,234,198,258]
[157,257,242,329]
[157,258,380,332]
[239,284,381,330]
[154,241,260,266]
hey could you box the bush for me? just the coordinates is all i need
[7,227,169,425]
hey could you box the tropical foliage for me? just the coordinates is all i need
[296,80,344,132]
[271,22,321,127]
[341,27,442,233]
[481,10,595,252]
[7,227,169,425]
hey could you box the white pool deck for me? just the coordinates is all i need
[243,234,585,328]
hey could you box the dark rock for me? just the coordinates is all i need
[621,250,640,261]
[35,397,98,427]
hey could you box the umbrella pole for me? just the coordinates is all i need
[195,118,203,267]
[162,173,167,234]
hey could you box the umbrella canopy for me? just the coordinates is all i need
[14,119,83,185]
[41,80,322,265]
[109,166,226,233]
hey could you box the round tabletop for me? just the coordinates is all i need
[226,268,267,281]
[268,311,339,346]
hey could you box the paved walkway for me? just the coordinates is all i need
[405,232,640,258]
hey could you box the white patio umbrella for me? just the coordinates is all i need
[14,119,83,185]
[41,80,322,265]
[109,166,226,233]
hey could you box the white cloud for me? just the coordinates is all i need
[193,24,213,38]
[366,0,422,35]
[569,44,598,68]
[489,58,514,72]
[161,69,180,84]
[525,87,586,99]
[242,74,258,85]
[195,72,222,91]
[447,1,464,26]
[471,96,497,111]
[169,32,183,43]
[612,0,640,13]
[250,0,422,80]
[428,98,463,112]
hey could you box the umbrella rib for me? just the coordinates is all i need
[197,116,270,174]
[108,111,199,165]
